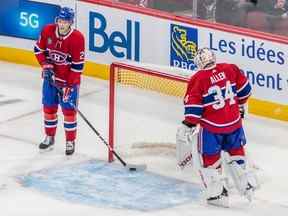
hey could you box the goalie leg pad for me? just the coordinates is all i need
[200,168,229,207]
[187,127,228,207]
[223,152,260,201]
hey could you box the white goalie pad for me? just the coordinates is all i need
[200,168,226,198]
[222,152,260,201]
[176,126,199,170]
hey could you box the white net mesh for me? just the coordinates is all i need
[109,62,195,161]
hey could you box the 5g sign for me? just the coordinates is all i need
[19,11,39,29]
[0,1,60,40]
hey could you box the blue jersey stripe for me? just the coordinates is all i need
[185,106,203,116]
[237,82,252,98]
[71,63,84,71]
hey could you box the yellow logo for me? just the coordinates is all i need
[171,26,197,62]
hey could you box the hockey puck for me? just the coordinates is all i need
[129,167,137,171]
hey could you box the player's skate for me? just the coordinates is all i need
[65,140,75,156]
[39,136,55,152]
[207,187,229,208]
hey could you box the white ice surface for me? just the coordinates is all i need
[0,61,288,215]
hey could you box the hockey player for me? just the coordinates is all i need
[176,48,258,207]
[34,7,85,156]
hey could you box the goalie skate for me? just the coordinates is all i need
[39,136,55,153]
[207,187,229,208]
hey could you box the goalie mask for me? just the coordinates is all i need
[194,48,216,70]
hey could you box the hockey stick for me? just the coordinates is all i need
[187,126,203,174]
[49,81,146,172]
[240,107,261,172]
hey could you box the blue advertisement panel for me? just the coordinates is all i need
[0,0,60,40]
[170,24,198,70]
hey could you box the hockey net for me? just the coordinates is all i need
[108,62,193,162]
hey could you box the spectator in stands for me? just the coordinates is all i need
[236,0,260,26]
[196,0,257,27]
[138,0,150,7]
[243,0,273,32]
[263,0,288,18]
[238,0,258,11]
[215,0,252,26]
[262,0,288,35]
[197,0,217,22]
[113,0,152,8]
[214,0,265,27]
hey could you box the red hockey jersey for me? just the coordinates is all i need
[184,63,252,133]
[34,24,85,86]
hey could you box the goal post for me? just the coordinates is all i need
[109,62,192,162]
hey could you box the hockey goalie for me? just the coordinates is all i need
[176,47,260,207]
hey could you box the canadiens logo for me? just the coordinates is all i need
[47,37,52,45]
[49,50,67,64]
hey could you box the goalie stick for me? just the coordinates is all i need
[50,81,147,172]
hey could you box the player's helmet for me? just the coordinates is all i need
[56,7,75,23]
[194,47,216,69]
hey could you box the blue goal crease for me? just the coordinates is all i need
[17,160,201,211]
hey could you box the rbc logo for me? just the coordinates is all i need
[170,24,198,70]
[89,12,140,61]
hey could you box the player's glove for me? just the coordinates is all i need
[42,63,54,81]
[62,86,73,103]
[176,120,197,143]
[239,104,245,119]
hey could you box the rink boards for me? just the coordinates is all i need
[1,0,288,121]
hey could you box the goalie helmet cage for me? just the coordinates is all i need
[108,62,191,162]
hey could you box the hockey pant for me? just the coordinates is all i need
[42,79,79,141]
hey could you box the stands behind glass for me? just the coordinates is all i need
[111,0,288,37]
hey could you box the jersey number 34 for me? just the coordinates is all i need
[208,81,235,110]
